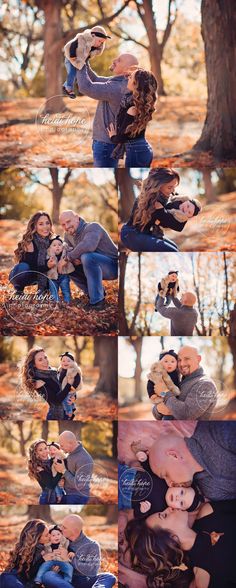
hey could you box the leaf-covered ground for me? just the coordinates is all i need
[1,96,235,168]
[0,451,118,505]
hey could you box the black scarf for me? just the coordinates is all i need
[34,366,59,383]
[33,233,51,290]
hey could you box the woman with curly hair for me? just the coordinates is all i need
[19,347,72,420]
[120,168,184,252]
[107,68,157,167]
[122,502,236,588]
[9,211,55,295]
[28,439,64,504]
[0,519,50,587]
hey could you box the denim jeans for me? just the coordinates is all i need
[118,464,137,510]
[125,138,153,167]
[9,262,38,292]
[80,252,118,304]
[43,571,116,588]
[63,393,76,417]
[61,494,89,505]
[49,274,71,303]
[64,58,77,91]
[121,224,179,252]
[0,572,24,588]
[35,561,73,583]
[92,140,118,168]
[39,488,60,505]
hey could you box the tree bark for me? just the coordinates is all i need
[27,505,54,522]
[41,0,64,113]
[112,421,118,459]
[106,504,118,524]
[118,252,129,335]
[193,0,236,159]
[27,335,36,351]
[58,421,83,436]
[94,336,117,397]
[116,169,135,223]
[41,421,49,442]
[130,337,143,402]
[202,169,215,202]
[49,168,63,224]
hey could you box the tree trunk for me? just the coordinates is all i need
[131,337,143,402]
[139,0,166,95]
[116,169,135,222]
[42,0,64,113]
[193,0,236,159]
[94,336,117,397]
[17,422,27,457]
[49,168,63,224]
[27,505,54,522]
[118,252,129,335]
[27,335,36,351]
[58,422,83,437]
[112,421,118,459]
[202,169,215,202]
[228,335,236,388]
[106,504,118,524]
[42,421,49,442]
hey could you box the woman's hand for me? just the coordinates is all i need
[35,380,45,389]
[57,546,70,561]
[193,567,210,588]
[42,553,54,561]
[106,122,116,138]
[58,478,65,487]
[47,257,56,269]
[53,461,66,474]
[140,500,151,513]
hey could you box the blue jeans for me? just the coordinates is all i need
[125,138,153,167]
[0,572,24,588]
[43,571,116,588]
[61,494,89,505]
[9,262,38,292]
[49,274,71,303]
[118,464,137,510]
[121,224,179,252]
[92,140,118,168]
[35,561,73,583]
[63,393,76,418]
[64,58,77,91]
[39,488,60,505]
[79,253,117,304]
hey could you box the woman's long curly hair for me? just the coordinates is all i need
[5,519,47,577]
[125,518,193,588]
[126,68,158,138]
[28,439,48,481]
[133,168,180,230]
[18,346,45,398]
[14,212,53,262]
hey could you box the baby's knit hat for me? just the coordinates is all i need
[159,349,178,362]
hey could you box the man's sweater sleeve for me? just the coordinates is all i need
[155,296,178,319]
[72,541,101,575]
[86,61,111,83]
[64,457,94,492]
[172,297,182,308]
[164,382,217,420]
[67,226,102,261]
[76,64,123,100]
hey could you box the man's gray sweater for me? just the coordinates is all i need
[186,422,236,500]
[155,296,198,335]
[76,63,128,143]
[64,442,94,497]
[69,531,101,577]
[164,367,218,420]
[65,218,118,262]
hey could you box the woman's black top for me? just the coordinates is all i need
[10,543,45,582]
[37,458,63,490]
[188,500,236,588]
[111,105,145,144]
[36,377,71,406]
[126,197,187,235]
[21,242,49,273]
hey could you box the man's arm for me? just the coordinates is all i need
[164,382,218,420]
[172,296,182,308]
[64,458,94,493]
[86,61,112,83]
[72,541,101,576]
[67,225,102,261]
[155,296,178,319]
[76,64,125,101]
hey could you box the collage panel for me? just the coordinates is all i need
[0,505,117,586]
[118,336,236,421]
[0,421,117,506]
[0,336,117,421]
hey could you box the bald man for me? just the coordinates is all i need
[53,432,94,504]
[60,210,118,310]
[148,422,236,501]
[151,345,218,420]
[155,290,198,335]
[76,53,138,167]
[43,514,116,588]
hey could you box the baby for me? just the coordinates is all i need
[155,270,179,308]
[152,196,201,237]
[63,26,111,98]
[48,442,66,504]
[47,236,75,303]
[147,350,180,420]
[58,352,82,420]
[34,525,74,585]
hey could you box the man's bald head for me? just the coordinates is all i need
[59,210,80,235]
[61,514,83,541]
[148,436,194,487]
[181,292,196,306]
[178,345,201,376]
[59,431,78,453]
[110,53,138,75]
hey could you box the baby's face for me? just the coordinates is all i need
[168,273,178,282]
[50,529,62,544]
[61,356,73,369]
[48,445,57,458]
[92,36,105,48]
[50,240,63,255]
[165,486,195,510]
[160,354,177,373]
[179,201,195,218]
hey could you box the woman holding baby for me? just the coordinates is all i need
[120,168,201,252]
